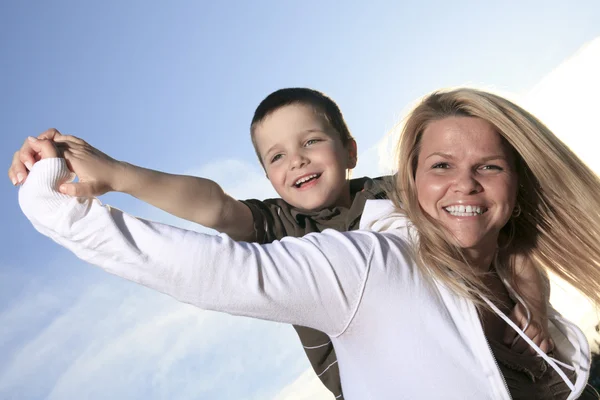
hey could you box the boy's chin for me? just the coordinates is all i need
[287,197,331,212]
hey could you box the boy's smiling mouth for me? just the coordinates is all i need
[293,173,322,188]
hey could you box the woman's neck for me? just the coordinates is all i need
[464,239,496,272]
[464,245,496,272]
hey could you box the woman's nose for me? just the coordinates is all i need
[452,171,482,194]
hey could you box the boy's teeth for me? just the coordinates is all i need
[295,174,318,186]
[444,205,485,216]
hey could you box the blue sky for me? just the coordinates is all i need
[2,1,600,399]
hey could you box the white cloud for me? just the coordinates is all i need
[0,264,313,399]
[522,37,600,174]
[353,138,394,179]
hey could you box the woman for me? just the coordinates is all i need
[14,88,600,399]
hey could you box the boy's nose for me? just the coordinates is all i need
[290,153,309,169]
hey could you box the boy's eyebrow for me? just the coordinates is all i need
[301,128,335,139]
[303,128,326,134]
[262,129,329,158]
[263,142,287,162]
[263,143,282,159]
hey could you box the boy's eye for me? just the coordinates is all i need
[271,154,283,163]
[305,139,320,146]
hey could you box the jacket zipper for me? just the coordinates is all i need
[484,336,512,399]
[466,299,512,400]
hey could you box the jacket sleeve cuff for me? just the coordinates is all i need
[18,158,77,225]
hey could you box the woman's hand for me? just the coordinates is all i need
[8,128,63,185]
[8,128,126,198]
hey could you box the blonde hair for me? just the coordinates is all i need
[392,88,600,308]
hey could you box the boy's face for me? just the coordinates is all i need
[254,104,357,211]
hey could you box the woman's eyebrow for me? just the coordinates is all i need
[478,155,509,162]
[424,152,507,162]
[424,152,454,160]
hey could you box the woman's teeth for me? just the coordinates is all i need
[444,205,486,216]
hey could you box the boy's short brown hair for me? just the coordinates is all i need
[250,88,355,166]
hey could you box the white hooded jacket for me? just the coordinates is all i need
[359,199,592,399]
[18,159,591,399]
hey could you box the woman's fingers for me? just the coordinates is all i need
[8,150,27,185]
[8,129,64,186]
[9,137,39,185]
[59,181,98,197]
[26,137,59,159]
[18,139,38,171]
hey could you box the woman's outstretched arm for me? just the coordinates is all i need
[19,156,373,337]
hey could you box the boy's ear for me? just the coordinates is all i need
[347,139,358,169]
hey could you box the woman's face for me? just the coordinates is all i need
[414,116,518,256]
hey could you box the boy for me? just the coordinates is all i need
[10,88,551,399]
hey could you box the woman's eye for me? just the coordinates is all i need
[481,165,503,171]
[432,162,449,169]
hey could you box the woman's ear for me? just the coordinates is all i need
[347,139,358,169]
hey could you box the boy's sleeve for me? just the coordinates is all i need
[370,175,395,200]
[19,158,373,337]
[240,198,298,243]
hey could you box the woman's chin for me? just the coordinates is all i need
[455,236,499,258]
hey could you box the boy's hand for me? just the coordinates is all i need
[53,135,125,197]
[503,302,554,355]
[8,128,63,185]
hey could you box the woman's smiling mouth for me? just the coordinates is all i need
[443,205,488,217]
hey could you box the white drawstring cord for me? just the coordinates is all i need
[481,295,576,392]
[501,278,577,372]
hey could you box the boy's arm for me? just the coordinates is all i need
[116,164,256,241]
[513,255,550,315]
[53,135,257,242]
[504,255,553,354]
